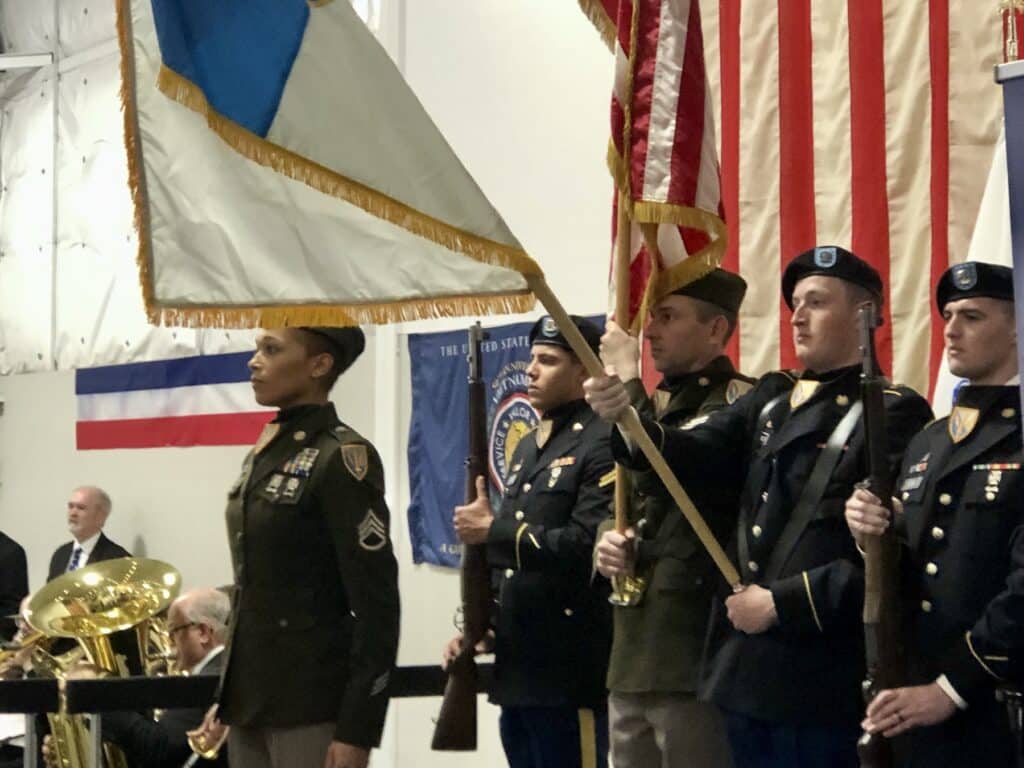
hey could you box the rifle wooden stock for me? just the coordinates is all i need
[857,305,905,768]
[432,323,491,751]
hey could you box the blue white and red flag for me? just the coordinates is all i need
[75,352,272,450]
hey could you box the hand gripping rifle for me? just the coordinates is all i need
[856,303,905,768]
[432,322,491,750]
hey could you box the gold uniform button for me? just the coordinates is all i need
[931,526,945,541]
[748,561,760,573]
[564,608,574,617]
[515,510,524,521]
[523,483,532,493]
[293,431,306,441]
[761,491,769,502]
[504,568,514,578]
[1003,408,1017,419]
[939,493,952,506]
[925,562,938,576]
[901,492,909,501]
[752,525,763,538]
[921,600,932,613]
[986,492,996,501]
[698,377,710,387]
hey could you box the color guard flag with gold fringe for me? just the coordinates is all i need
[116,0,541,328]
[586,0,726,328]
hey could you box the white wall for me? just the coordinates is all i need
[0,1,615,765]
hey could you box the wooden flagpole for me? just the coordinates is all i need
[527,273,741,588]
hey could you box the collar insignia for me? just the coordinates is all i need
[653,390,672,418]
[535,420,553,448]
[726,379,753,405]
[789,380,821,410]
[948,406,980,444]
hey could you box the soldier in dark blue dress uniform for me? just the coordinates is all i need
[585,247,933,768]
[847,262,1024,767]
[449,315,614,768]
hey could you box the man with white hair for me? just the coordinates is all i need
[46,486,130,581]
[102,588,231,767]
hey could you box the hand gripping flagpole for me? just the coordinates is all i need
[608,195,648,605]
[526,274,742,589]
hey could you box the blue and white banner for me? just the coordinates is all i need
[118,0,538,328]
[406,317,602,567]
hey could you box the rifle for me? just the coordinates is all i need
[856,303,905,768]
[431,322,491,751]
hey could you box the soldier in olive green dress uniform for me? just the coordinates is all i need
[595,269,752,768]
[218,327,400,768]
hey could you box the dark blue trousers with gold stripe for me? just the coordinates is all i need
[499,704,608,768]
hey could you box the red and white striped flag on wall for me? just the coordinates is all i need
[583,0,1003,395]
[594,0,727,330]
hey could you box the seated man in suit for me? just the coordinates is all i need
[46,588,231,768]
[47,486,130,581]
[0,531,27,642]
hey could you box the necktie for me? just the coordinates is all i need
[67,546,83,572]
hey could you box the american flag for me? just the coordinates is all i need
[597,0,726,330]
[583,0,1003,395]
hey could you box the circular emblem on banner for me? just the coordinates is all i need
[489,361,539,493]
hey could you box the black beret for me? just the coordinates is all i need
[528,315,601,356]
[781,245,883,309]
[300,326,366,374]
[936,261,1014,310]
[670,268,747,314]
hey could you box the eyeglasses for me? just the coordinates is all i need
[168,621,199,637]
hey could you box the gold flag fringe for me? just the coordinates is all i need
[116,0,540,329]
[155,65,541,280]
[116,0,161,329]
[606,137,729,324]
[147,291,537,330]
[577,0,618,52]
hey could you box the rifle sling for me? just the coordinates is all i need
[762,401,863,582]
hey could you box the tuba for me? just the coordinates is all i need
[26,557,182,768]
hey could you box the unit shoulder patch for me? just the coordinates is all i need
[341,443,369,480]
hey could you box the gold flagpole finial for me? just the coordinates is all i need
[1001,0,1024,62]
